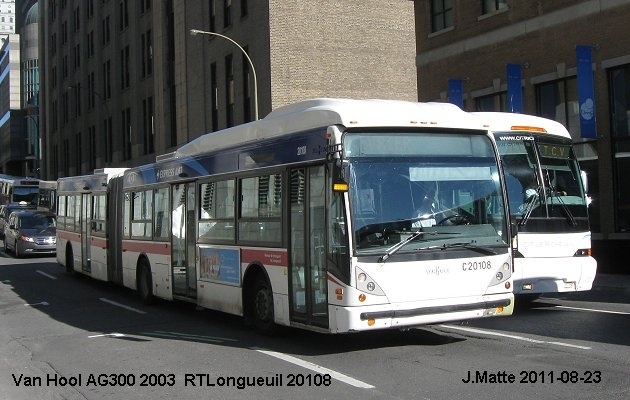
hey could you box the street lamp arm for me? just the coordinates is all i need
[190,29,259,120]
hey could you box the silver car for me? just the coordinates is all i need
[3,211,56,258]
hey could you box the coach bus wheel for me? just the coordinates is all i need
[138,260,155,305]
[252,276,277,335]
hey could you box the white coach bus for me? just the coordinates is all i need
[475,112,597,297]
[57,99,514,334]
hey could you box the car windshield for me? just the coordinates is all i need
[20,215,56,229]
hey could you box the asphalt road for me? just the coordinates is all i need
[1,253,628,400]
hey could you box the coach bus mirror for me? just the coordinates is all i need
[580,170,588,193]
[510,220,518,250]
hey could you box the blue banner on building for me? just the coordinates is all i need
[506,64,523,113]
[448,79,463,108]
[576,45,597,138]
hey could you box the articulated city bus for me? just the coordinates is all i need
[56,169,127,281]
[475,112,596,297]
[57,99,514,334]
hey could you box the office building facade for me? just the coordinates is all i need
[39,0,417,179]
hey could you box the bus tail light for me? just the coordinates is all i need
[574,248,592,257]
[367,319,375,326]
[335,288,343,301]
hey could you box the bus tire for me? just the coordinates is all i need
[252,275,277,335]
[138,259,155,305]
[65,246,74,274]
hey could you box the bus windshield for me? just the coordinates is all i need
[344,131,508,255]
[496,134,589,232]
[13,186,40,204]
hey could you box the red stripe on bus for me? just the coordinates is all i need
[57,230,81,242]
[241,248,288,267]
[90,236,108,249]
[122,240,171,255]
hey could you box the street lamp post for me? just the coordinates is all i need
[190,29,259,121]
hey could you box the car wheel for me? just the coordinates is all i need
[14,240,22,258]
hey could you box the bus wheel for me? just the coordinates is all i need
[252,276,277,335]
[65,246,74,274]
[138,259,155,305]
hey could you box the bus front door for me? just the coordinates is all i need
[289,166,329,328]
[171,182,197,299]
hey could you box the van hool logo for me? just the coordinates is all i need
[126,171,139,184]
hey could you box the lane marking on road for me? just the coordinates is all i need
[438,324,592,350]
[89,333,126,338]
[99,298,146,314]
[253,348,375,389]
[553,305,630,315]
[24,301,50,307]
[36,270,57,280]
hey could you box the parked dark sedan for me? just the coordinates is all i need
[3,210,56,257]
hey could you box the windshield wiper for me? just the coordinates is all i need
[378,230,428,263]
[547,188,577,227]
[519,185,542,226]
[435,241,499,255]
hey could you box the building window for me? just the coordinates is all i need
[431,0,454,32]
[122,108,132,160]
[482,0,507,14]
[73,6,80,32]
[74,44,81,69]
[475,92,507,111]
[121,46,130,89]
[242,47,252,122]
[224,0,232,28]
[75,132,82,173]
[103,60,111,98]
[102,15,111,45]
[119,0,129,31]
[609,65,630,139]
[225,54,234,127]
[142,96,154,155]
[89,126,96,171]
[104,117,112,164]
[141,30,153,78]
[211,62,218,131]
[140,0,151,14]
[209,0,216,31]
[608,64,630,232]
[536,77,580,139]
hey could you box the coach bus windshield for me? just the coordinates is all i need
[496,133,589,233]
[344,131,508,256]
